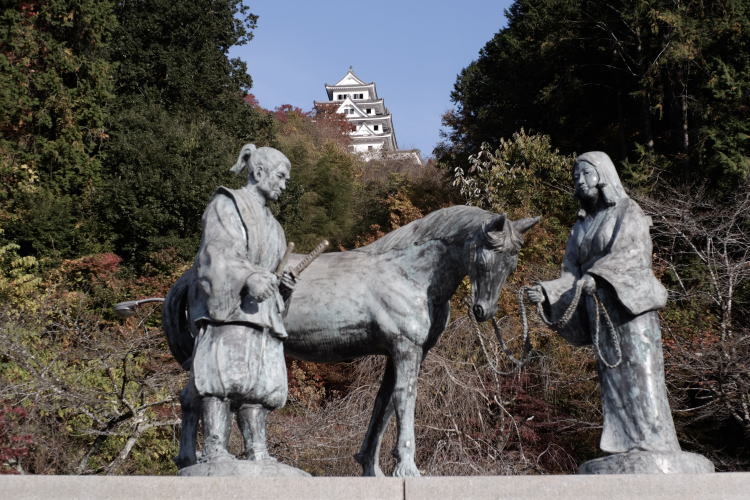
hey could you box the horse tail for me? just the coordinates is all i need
[163,267,197,371]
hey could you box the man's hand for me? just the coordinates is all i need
[245,271,279,302]
[279,270,298,293]
[580,274,596,294]
[526,285,545,304]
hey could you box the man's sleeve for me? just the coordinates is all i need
[196,194,263,321]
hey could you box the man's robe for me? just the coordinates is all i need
[187,186,288,408]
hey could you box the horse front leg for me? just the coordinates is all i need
[391,345,422,477]
[355,358,396,476]
[174,376,201,469]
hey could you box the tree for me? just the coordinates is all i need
[98,101,243,264]
[452,130,576,223]
[99,0,275,267]
[638,183,750,468]
[0,1,117,258]
[439,0,750,188]
[271,106,361,251]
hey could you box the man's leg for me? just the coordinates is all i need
[202,396,232,461]
[237,404,272,461]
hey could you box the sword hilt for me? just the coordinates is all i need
[292,239,329,276]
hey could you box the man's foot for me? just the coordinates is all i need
[200,447,235,464]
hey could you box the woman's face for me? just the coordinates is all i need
[573,161,599,203]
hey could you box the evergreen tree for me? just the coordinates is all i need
[0,1,117,258]
[439,0,750,188]
[100,0,275,266]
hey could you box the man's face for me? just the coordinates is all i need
[257,160,290,201]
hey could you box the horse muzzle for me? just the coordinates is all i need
[472,303,494,322]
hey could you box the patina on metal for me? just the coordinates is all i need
[168,205,540,476]
[525,151,714,474]
[163,144,308,477]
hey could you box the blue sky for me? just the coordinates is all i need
[230,1,512,159]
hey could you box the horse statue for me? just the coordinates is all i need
[163,205,539,476]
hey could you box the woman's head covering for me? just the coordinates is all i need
[574,151,628,214]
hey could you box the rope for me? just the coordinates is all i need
[517,281,622,368]
[589,293,622,369]
[465,298,528,372]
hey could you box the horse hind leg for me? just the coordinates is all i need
[174,376,201,469]
[355,358,396,477]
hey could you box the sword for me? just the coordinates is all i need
[291,239,330,276]
[275,242,295,277]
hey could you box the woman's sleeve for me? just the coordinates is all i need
[539,224,592,346]
[586,199,667,315]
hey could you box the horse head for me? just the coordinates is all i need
[468,214,540,322]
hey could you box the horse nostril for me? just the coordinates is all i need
[473,304,484,320]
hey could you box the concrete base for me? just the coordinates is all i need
[1,472,749,500]
[179,458,310,477]
[578,450,715,474]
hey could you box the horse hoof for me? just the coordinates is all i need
[393,462,421,477]
[173,454,196,469]
[354,452,385,477]
[362,466,385,477]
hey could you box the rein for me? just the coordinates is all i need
[470,281,623,370]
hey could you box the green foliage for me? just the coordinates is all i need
[440,0,750,189]
[0,0,117,258]
[0,251,185,474]
[0,235,42,316]
[452,130,576,223]
[111,0,254,114]
[98,100,244,266]
[272,107,362,251]
[95,0,275,267]
[109,0,274,144]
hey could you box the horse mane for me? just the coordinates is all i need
[358,205,495,254]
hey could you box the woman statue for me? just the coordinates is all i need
[526,151,713,473]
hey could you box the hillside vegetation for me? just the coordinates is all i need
[1,0,747,474]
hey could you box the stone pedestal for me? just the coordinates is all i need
[578,450,714,474]
[179,458,310,477]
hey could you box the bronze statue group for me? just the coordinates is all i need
[160,144,713,476]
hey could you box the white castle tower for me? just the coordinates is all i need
[315,67,421,164]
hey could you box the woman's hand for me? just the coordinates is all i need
[526,285,545,304]
[580,274,596,294]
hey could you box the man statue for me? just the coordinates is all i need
[187,143,295,464]
[525,151,713,474]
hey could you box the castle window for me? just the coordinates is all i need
[373,125,379,131]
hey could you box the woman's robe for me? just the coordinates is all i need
[539,197,680,454]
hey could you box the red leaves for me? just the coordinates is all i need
[0,405,33,474]
[60,252,123,283]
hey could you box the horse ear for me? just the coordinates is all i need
[485,214,507,234]
[512,216,541,236]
